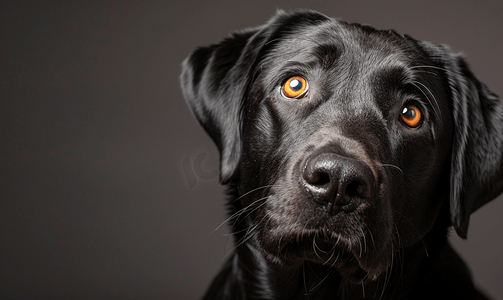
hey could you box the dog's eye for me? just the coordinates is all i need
[400,105,423,128]
[281,76,309,99]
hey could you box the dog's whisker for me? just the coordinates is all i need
[322,243,337,266]
[229,196,269,227]
[360,227,368,254]
[306,261,324,283]
[212,196,269,237]
[378,163,404,175]
[368,230,377,263]
[232,199,269,228]
[264,37,282,46]
[358,237,362,258]
[390,220,405,299]
[378,242,392,300]
[373,276,381,299]
[231,185,274,203]
[302,263,311,299]
[313,236,328,254]
[410,64,450,73]
[223,226,250,258]
[313,237,321,259]
[227,223,260,255]
[222,227,248,236]
[358,272,370,284]
[312,238,325,261]
[329,251,341,269]
[411,80,442,123]
[392,208,429,257]
[225,209,272,257]
[388,241,396,297]
[221,202,266,256]
[411,69,437,76]
[308,269,333,293]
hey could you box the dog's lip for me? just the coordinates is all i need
[264,227,357,260]
[261,226,388,279]
[262,231,350,264]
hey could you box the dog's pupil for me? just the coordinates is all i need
[290,79,302,91]
[403,107,416,119]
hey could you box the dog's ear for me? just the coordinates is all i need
[180,10,331,184]
[420,42,503,238]
[179,28,261,183]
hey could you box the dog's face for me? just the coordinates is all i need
[235,16,455,281]
[238,22,454,281]
[181,10,503,283]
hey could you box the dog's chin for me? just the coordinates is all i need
[261,231,390,284]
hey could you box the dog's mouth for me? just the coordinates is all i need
[257,180,394,282]
[260,224,392,283]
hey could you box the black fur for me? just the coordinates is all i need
[180,10,503,300]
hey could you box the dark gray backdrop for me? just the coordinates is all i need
[1,1,502,299]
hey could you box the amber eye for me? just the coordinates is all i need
[400,105,423,128]
[281,76,309,99]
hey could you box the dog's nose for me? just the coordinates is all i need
[302,153,375,212]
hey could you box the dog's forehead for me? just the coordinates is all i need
[264,19,418,72]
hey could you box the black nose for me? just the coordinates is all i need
[302,153,375,213]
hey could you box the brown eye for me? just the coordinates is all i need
[401,105,423,128]
[281,76,308,99]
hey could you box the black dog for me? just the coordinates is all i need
[180,10,503,300]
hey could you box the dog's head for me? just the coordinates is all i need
[180,10,503,282]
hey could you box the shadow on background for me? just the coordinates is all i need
[1,1,502,299]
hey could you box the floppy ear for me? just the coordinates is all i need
[420,42,503,238]
[180,10,332,184]
[179,28,261,183]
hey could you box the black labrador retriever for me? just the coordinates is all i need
[180,10,503,300]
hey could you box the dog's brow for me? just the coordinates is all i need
[311,44,340,69]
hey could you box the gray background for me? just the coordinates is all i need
[1,1,502,299]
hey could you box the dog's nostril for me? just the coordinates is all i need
[343,180,371,201]
[306,170,331,187]
[345,181,362,198]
